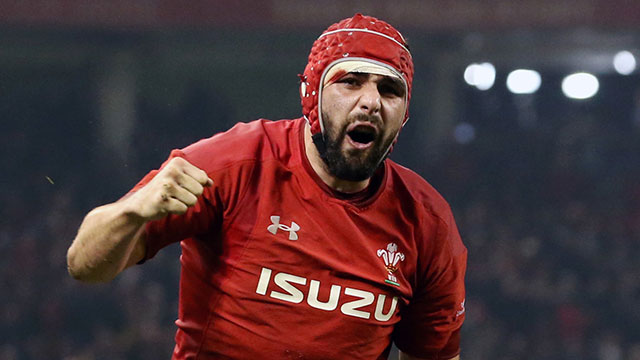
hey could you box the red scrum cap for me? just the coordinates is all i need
[300,14,414,138]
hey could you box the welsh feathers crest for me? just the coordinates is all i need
[377,243,405,286]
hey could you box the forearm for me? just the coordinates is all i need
[67,200,146,283]
[67,157,212,283]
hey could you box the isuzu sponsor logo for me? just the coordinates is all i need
[255,267,398,322]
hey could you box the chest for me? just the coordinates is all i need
[221,166,421,320]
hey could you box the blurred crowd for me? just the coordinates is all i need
[1,67,639,360]
[439,79,640,360]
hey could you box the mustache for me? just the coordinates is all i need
[346,113,383,129]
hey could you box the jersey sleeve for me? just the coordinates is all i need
[128,121,268,261]
[393,204,467,359]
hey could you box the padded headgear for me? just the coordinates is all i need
[299,14,414,138]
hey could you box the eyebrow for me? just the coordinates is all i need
[341,72,407,96]
[383,76,405,91]
[378,76,406,97]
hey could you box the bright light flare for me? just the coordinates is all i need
[506,69,541,94]
[464,62,496,91]
[613,51,636,75]
[562,72,599,100]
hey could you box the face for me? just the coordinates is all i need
[320,72,407,181]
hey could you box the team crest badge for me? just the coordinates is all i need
[377,243,405,287]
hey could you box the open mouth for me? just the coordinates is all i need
[346,123,377,149]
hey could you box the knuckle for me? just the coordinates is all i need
[163,185,175,196]
[160,167,175,180]
[168,167,180,178]
[172,157,186,165]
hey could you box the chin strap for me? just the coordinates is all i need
[312,132,327,157]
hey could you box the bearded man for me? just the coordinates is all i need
[67,14,467,360]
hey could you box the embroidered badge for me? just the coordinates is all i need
[377,242,405,286]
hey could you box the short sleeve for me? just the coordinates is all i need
[128,121,270,262]
[128,149,222,261]
[393,205,467,359]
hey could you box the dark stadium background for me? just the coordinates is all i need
[1,1,639,359]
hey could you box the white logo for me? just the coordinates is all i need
[255,267,398,322]
[267,215,300,240]
[377,243,405,285]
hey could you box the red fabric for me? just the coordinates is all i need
[131,118,465,359]
[300,14,414,136]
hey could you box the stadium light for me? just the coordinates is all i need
[506,69,541,94]
[561,72,599,100]
[613,51,636,75]
[464,62,496,91]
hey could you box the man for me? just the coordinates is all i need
[67,14,466,360]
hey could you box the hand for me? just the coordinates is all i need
[125,157,213,222]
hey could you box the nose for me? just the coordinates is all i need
[358,81,381,115]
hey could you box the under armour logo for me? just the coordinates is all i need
[267,215,300,240]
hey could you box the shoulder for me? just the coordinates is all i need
[385,160,452,217]
[179,118,302,172]
[385,161,465,254]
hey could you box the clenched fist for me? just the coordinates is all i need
[125,157,213,221]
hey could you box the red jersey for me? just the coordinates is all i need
[132,118,467,359]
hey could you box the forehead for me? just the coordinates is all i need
[344,72,403,84]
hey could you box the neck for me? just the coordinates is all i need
[303,122,371,194]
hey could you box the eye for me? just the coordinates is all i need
[337,76,359,86]
[379,84,399,96]
[378,80,405,98]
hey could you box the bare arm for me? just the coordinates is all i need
[66,157,213,283]
[66,200,146,283]
[399,352,460,360]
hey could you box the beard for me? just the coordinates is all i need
[319,112,396,182]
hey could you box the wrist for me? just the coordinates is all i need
[119,194,150,225]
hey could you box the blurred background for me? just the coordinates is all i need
[1,0,639,359]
